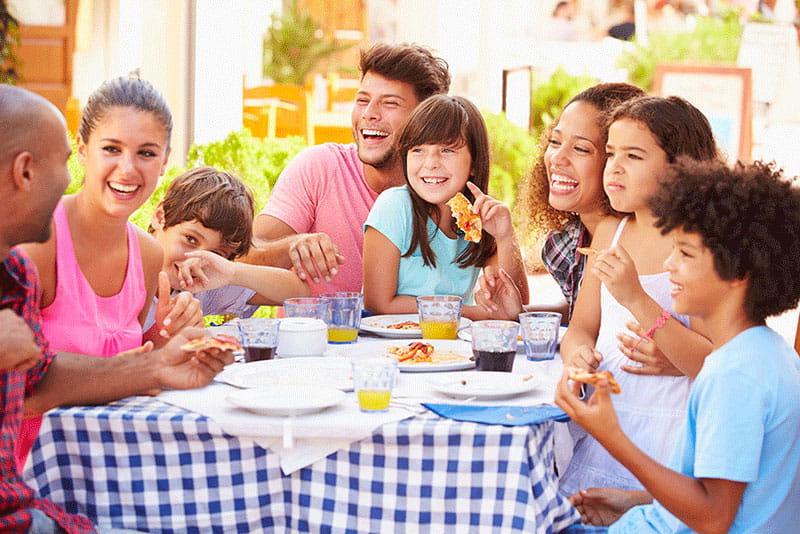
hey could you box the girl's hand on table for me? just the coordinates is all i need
[466,182,514,241]
[566,345,602,370]
[475,266,523,320]
[590,245,646,310]
[555,371,621,440]
[153,272,204,341]
[618,321,682,376]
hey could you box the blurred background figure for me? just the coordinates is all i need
[546,0,582,40]
[608,1,636,40]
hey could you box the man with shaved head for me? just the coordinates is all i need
[0,86,234,533]
[244,43,450,297]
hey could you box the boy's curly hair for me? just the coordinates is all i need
[651,158,800,323]
[154,166,254,259]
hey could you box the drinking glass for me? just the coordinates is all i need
[283,297,331,320]
[416,295,462,339]
[470,320,519,372]
[519,312,562,361]
[322,292,363,344]
[351,358,398,412]
[238,318,280,362]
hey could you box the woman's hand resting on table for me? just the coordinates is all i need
[617,321,682,376]
[475,266,524,320]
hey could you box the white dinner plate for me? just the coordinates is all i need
[458,325,568,350]
[216,357,354,391]
[428,371,539,400]
[227,384,345,416]
[328,339,475,372]
[360,314,472,338]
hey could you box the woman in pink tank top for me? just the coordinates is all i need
[16,77,202,471]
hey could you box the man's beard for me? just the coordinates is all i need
[357,144,398,170]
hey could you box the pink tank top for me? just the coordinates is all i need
[16,200,146,470]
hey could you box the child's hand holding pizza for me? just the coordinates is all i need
[465,182,514,242]
[555,368,623,442]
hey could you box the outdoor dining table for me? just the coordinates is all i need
[24,339,580,533]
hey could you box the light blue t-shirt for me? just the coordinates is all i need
[612,326,800,533]
[364,186,480,304]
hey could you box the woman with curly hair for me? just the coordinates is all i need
[478,82,644,321]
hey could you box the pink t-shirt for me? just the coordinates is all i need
[261,143,379,295]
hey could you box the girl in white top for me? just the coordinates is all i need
[559,96,720,494]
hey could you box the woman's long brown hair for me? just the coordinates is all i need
[397,95,496,268]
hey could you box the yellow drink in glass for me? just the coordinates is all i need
[420,320,458,339]
[328,327,358,343]
[357,389,391,411]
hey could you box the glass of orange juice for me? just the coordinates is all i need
[416,295,462,339]
[321,292,362,343]
[352,358,397,412]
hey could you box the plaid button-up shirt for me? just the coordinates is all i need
[540,220,589,321]
[0,248,94,533]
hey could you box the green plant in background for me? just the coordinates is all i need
[262,0,353,85]
[531,67,597,138]
[618,9,743,91]
[0,0,20,84]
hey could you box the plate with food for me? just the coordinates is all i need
[227,384,346,416]
[458,325,568,351]
[360,314,471,338]
[216,357,354,391]
[329,339,475,372]
[428,371,539,400]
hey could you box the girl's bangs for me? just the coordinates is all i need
[402,101,468,149]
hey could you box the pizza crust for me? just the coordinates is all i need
[566,366,622,394]
[181,333,242,353]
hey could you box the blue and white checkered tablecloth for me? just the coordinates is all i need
[25,396,579,533]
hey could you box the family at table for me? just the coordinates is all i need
[1,39,799,533]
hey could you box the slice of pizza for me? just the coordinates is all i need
[181,333,243,353]
[446,192,482,243]
[576,247,600,257]
[566,367,622,394]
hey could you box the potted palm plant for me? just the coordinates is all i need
[0,0,20,84]
[262,0,352,86]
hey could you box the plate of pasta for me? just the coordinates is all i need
[328,339,475,372]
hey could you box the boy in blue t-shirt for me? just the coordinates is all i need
[557,159,800,533]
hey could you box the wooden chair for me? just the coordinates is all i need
[325,72,360,112]
[242,83,314,142]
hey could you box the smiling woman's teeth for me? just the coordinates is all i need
[109,182,139,194]
[422,177,447,184]
[550,175,578,192]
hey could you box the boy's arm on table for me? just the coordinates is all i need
[243,215,344,283]
[362,227,418,314]
[23,328,233,416]
[556,376,745,534]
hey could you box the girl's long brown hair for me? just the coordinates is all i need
[398,95,496,268]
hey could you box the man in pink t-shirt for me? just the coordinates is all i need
[245,43,451,295]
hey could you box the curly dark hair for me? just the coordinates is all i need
[651,158,800,323]
[521,82,645,239]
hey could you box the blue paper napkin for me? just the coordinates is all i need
[422,403,570,427]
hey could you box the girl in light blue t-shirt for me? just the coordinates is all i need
[363,95,528,319]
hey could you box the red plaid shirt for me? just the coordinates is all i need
[0,248,94,533]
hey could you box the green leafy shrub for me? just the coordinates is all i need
[618,10,743,91]
[531,67,597,138]
[262,0,352,85]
